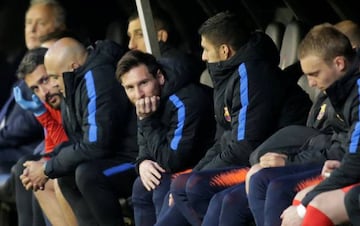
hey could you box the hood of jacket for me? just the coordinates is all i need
[207,31,279,83]
[157,54,197,98]
[63,40,126,94]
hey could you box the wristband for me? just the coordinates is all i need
[296,204,306,218]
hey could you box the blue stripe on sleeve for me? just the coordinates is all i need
[237,63,249,141]
[169,94,185,151]
[103,163,135,176]
[84,71,97,142]
[349,79,360,153]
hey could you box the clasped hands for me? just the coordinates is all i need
[20,160,49,192]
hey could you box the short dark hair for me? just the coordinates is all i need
[17,47,48,80]
[198,11,250,51]
[116,50,162,82]
[30,0,66,29]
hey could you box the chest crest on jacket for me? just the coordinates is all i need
[316,104,327,121]
[224,106,231,122]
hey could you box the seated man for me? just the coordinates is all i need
[116,50,216,226]
[14,47,77,226]
[246,21,360,226]
[20,37,139,226]
[280,24,360,226]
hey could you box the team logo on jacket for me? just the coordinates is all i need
[316,104,326,120]
[224,107,231,122]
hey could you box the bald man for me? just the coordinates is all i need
[21,37,139,226]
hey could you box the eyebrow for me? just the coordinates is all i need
[306,70,319,76]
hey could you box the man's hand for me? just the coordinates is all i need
[135,96,160,120]
[321,160,341,178]
[20,167,34,190]
[259,152,287,168]
[22,160,48,191]
[281,205,302,226]
[139,160,165,191]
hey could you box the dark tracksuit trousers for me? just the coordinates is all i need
[202,182,253,226]
[156,167,249,226]
[132,173,173,226]
[58,159,137,226]
[248,163,322,226]
[345,184,360,226]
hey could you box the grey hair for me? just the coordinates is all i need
[29,0,66,29]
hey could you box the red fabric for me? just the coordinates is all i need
[342,183,360,193]
[292,199,301,206]
[302,205,334,226]
[36,103,68,153]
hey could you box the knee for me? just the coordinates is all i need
[248,170,267,194]
[13,155,36,177]
[132,177,148,201]
[308,193,327,210]
[246,164,262,183]
[186,173,206,194]
[223,187,247,208]
[344,188,359,210]
[75,163,98,191]
[170,174,189,195]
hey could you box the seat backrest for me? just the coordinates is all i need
[279,20,306,70]
[265,21,285,51]
[279,20,320,102]
[105,20,128,47]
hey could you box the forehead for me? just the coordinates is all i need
[201,36,215,49]
[300,55,324,74]
[24,65,47,85]
[26,4,55,21]
[128,18,141,31]
[122,64,153,84]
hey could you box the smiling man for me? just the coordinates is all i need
[116,50,215,226]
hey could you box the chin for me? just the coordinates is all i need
[50,103,61,110]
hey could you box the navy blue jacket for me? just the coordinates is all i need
[136,58,216,173]
[194,32,303,170]
[302,58,360,206]
[45,40,138,178]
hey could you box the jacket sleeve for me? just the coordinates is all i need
[199,63,283,170]
[45,69,131,178]
[302,95,360,206]
[287,133,346,164]
[136,92,206,173]
[0,103,43,147]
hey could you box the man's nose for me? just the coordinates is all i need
[134,87,144,99]
[128,36,136,50]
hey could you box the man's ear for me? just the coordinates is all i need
[334,56,346,72]
[219,44,231,61]
[157,29,168,42]
[156,69,165,85]
[70,62,80,71]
